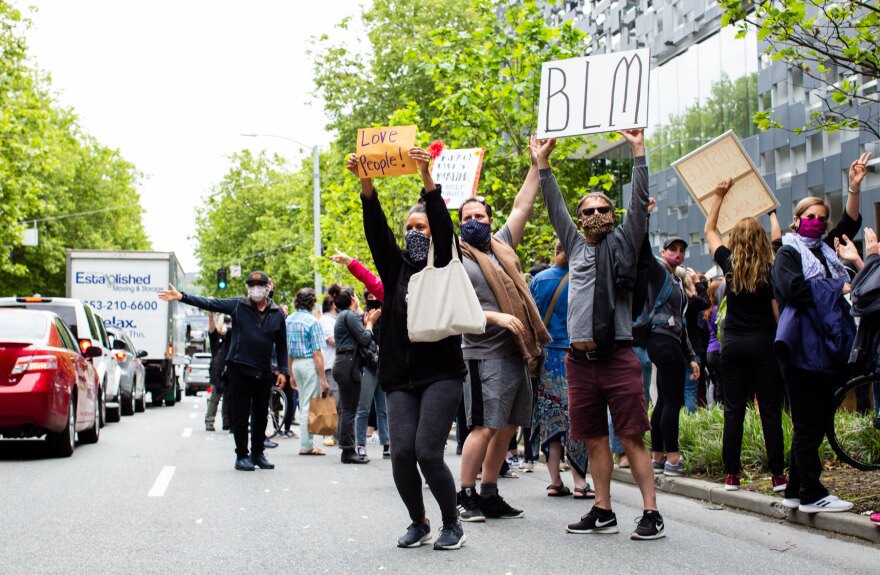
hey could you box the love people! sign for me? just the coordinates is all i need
[537,49,650,138]
[430,148,485,211]
[356,125,418,178]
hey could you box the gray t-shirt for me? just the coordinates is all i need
[462,224,521,360]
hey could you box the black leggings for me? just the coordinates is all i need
[648,334,686,453]
[387,378,462,526]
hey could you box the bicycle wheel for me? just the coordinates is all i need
[827,375,880,471]
[267,387,288,439]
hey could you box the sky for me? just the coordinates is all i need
[22,1,368,272]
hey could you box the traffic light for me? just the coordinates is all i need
[217,268,228,290]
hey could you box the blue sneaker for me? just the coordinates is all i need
[397,520,431,548]
[433,523,466,550]
[652,458,666,475]
[663,460,684,477]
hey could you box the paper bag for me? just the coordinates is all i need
[308,395,338,436]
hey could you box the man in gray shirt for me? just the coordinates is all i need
[533,129,665,541]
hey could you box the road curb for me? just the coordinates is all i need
[611,468,880,544]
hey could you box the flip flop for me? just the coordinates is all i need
[546,484,571,497]
[298,449,326,456]
[573,485,596,499]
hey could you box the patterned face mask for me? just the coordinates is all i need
[404,230,431,263]
[460,219,492,247]
[580,210,615,239]
[247,285,270,302]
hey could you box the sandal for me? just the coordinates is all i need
[298,449,326,456]
[500,468,520,479]
[573,485,596,499]
[546,484,571,497]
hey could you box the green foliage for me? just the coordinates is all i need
[719,0,880,139]
[0,3,150,297]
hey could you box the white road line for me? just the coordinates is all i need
[190,412,197,419]
[182,427,192,438]
[148,466,176,497]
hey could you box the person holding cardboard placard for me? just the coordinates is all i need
[532,129,665,541]
[346,146,467,551]
[456,137,551,524]
[770,152,871,514]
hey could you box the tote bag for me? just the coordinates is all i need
[407,238,486,342]
[307,395,338,436]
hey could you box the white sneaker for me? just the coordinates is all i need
[520,461,534,472]
[798,495,853,513]
[506,455,522,469]
[356,445,367,457]
[780,498,800,509]
[367,434,381,444]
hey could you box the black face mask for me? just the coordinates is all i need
[366,299,382,310]
[268,290,275,299]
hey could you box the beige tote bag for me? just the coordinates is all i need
[407,238,486,342]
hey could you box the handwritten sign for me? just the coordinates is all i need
[356,125,418,178]
[537,49,650,138]
[430,148,485,210]
[673,131,779,235]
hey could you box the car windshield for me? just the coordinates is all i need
[0,313,47,340]
[191,355,212,365]
[6,303,78,337]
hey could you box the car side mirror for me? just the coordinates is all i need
[112,339,126,350]
[137,350,148,358]
[84,346,103,359]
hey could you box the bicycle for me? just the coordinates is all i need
[266,385,288,439]
[827,374,880,471]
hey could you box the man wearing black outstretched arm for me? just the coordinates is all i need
[159,271,288,472]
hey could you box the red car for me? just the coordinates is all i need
[0,309,101,456]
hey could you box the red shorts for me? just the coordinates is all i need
[566,347,651,440]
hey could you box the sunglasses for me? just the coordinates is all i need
[581,206,612,217]
[802,214,828,223]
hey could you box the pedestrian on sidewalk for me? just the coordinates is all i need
[355,290,390,460]
[159,271,288,472]
[318,293,339,446]
[533,129,666,540]
[347,146,467,550]
[286,288,331,456]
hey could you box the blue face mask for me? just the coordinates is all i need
[404,230,431,263]
[460,219,492,247]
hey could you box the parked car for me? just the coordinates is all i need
[0,309,101,456]
[0,296,119,425]
[184,352,212,395]
[106,326,147,415]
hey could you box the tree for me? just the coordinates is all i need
[720,0,880,138]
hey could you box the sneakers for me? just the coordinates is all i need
[341,448,369,464]
[652,458,666,475]
[566,505,619,534]
[771,474,788,493]
[520,461,535,472]
[480,494,525,519]
[433,522,466,550]
[631,510,666,540]
[798,495,854,513]
[663,460,685,477]
[234,456,255,471]
[870,512,880,525]
[367,434,381,444]
[383,445,391,459]
[780,498,800,509]
[724,474,740,491]
[397,520,431,548]
[279,429,297,439]
[263,438,278,449]
[506,455,522,469]
[252,453,275,469]
[356,445,368,458]
[457,488,486,522]
[205,423,215,432]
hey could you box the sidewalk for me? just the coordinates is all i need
[612,468,880,544]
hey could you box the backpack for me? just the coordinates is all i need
[716,295,728,345]
[632,268,675,344]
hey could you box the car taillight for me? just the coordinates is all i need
[11,355,58,375]
[79,339,92,354]
[186,367,192,374]
[167,345,173,356]
[114,352,126,361]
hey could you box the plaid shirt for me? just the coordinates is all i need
[285,310,325,359]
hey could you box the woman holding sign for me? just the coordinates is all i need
[346,147,467,551]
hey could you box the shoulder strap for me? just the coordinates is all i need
[542,273,569,327]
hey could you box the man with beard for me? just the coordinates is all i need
[531,129,664,540]
[159,271,288,471]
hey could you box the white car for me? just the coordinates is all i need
[0,296,120,425]
[184,352,213,395]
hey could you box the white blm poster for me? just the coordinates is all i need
[430,148,485,210]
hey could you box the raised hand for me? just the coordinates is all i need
[407,147,432,174]
[158,283,182,302]
[617,129,645,156]
[330,249,353,266]
[849,152,872,191]
[529,137,557,169]
[866,227,879,256]
[715,178,733,198]
[647,197,656,214]
[834,235,860,264]
[346,153,362,178]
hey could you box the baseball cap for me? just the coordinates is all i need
[663,236,688,250]
[245,271,269,285]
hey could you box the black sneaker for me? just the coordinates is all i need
[433,522,466,550]
[480,493,524,519]
[566,505,618,534]
[205,423,215,431]
[630,510,665,540]
[457,488,485,522]
[234,456,255,471]
[397,520,431,548]
[383,445,391,459]
[252,453,275,469]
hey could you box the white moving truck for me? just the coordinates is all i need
[66,251,187,406]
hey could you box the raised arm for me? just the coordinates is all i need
[618,129,649,248]
[705,179,732,257]
[348,260,385,303]
[532,138,581,256]
[505,138,541,248]
[846,152,872,221]
[349,154,403,284]
[769,209,781,243]
[159,284,241,314]
[410,147,456,268]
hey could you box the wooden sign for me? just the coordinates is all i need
[430,148,485,210]
[673,130,779,235]
[356,125,418,178]
[537,49,650,138]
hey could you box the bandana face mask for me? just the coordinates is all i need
[663,252,685,268]
[460,219,492,247]
[404,230,431,263]
[247,285,270,302]
[796,217,826,239]
[579,210,615,239]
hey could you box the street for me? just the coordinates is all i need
[1,394,877,575]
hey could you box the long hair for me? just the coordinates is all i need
[728,217,773,294]
[704,279,722,322]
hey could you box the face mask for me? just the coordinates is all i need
[580,210,615,239]
[365,299,382,311]
[247,285,269,302]
[797,217,825,239]
[268,289,275,299]
[663,252,685,268]
[460,219,492,247]
[405,230,431,263]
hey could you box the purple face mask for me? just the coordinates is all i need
[797,217,826,239]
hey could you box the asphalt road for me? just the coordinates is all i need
[1,394,877,575]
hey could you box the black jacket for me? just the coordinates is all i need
[180,294,288,376]
[362,184,467,392]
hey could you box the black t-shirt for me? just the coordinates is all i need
[713,246,777,337]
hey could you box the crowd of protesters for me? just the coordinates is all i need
[158,130,880,549]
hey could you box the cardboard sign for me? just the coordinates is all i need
[537,49,650,138]
[430,148,485,210]
[356,125,418,178]
[673,131,779,235]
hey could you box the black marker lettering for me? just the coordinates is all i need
[582,61,601,130]
[545,67,570,133]
[608,54,643,126]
